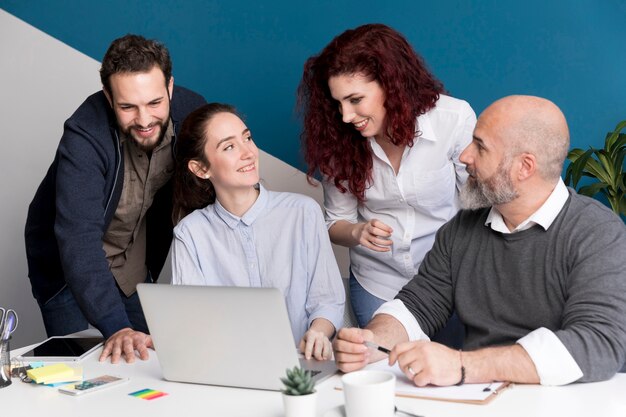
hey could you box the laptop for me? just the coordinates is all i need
[137,284,337,391]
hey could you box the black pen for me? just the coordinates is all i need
[364,341,391,355]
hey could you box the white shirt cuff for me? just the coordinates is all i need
[373,299,430,342]
[517,327,583,385]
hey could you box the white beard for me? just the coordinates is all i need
[460,161,519,210]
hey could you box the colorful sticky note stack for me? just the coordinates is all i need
[26,363,83,385]
[129,388,168,400]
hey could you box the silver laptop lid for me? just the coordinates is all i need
[138,284,302,390]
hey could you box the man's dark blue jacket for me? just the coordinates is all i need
[25,86,206,338]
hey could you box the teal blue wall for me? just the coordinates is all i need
[2,0,625,170]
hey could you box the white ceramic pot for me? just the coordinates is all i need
[282,391,317,417]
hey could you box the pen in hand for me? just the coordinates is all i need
[364,341,391,355]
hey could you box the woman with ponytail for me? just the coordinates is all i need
[171,103,344,360]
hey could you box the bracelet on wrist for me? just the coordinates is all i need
[456,349,466,386]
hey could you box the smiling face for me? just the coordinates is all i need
[105,65,173,152]
[189,112,259,195]
[328,73,387,141]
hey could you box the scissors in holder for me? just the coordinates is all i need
[0,309,18,341]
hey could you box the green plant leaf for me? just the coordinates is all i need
[585,153,612,185]
[567,148,596,187]
[565,148,585,185]
[608,195,621,214]
[614,133,626,154]
[597,150,617,187]
[577,156,613,187]
[578,183,608,197]
[281,366,314,395]
[607,132,626,159]
[567,148,586,160]
[614,147,626,188]
[606,121,626,154]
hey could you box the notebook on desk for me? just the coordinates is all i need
[137,284,337,391]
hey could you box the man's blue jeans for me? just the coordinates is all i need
[39,280,149,337]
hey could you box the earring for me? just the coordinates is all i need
[204,174,210,179]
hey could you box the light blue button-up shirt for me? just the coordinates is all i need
[172,184,345,343]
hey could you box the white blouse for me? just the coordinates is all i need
[323,94,476,300]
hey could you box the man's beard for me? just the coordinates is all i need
[460,159,519,210]
[123,118,170,152]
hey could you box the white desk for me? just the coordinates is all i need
[4,341,626,417]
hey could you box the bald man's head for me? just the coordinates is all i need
[478,95,570,180]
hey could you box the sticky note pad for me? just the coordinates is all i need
[129,388,168,400]
[27,363,76,384]
[44,366,83,386]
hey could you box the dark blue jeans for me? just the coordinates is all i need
[39,281,149,337]
[349,270,465,349]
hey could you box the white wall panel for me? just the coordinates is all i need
[0,9,348,347]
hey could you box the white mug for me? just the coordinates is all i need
[342,370,396,417]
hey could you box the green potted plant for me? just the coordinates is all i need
[565,120,626,217]
[281,366,317,417]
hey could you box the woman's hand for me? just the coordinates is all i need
[352,219,393,252]
[299,329,333,360]
[299,318,336,360]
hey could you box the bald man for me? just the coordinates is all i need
[333,96,626,386]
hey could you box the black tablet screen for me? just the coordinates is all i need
[23,337,104,358]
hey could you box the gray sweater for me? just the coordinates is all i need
[397,189,626,382]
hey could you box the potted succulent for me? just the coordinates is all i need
[281,366,317,417]
[565,120,626,218]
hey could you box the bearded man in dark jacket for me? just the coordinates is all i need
[25,34,206,363]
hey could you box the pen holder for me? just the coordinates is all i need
[0,338,11,388]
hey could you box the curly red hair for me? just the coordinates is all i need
[297,23,444,202]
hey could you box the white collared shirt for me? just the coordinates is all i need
[375,178,585,385]
[323,94,476,300]
[486,177,570,233]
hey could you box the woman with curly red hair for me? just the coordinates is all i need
[298,24,476,342]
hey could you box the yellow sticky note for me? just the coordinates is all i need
[43,366,83,385]
[27,364,75,384]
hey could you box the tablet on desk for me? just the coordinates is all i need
[20,337,104,362]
